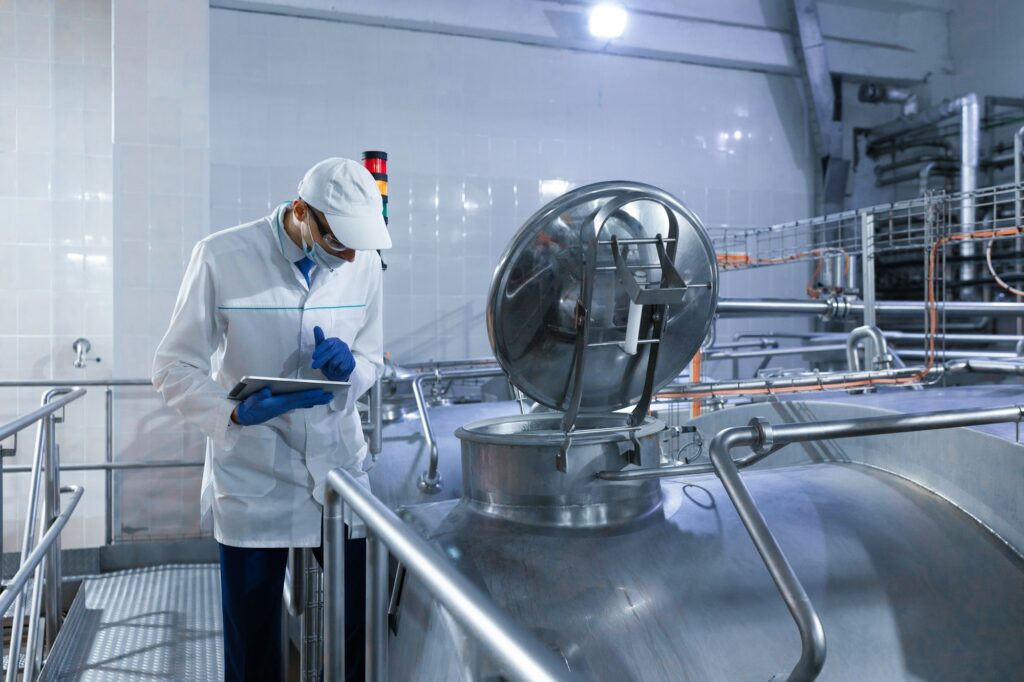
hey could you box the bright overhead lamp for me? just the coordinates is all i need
[588,3,628,40]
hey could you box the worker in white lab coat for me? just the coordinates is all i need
[152,157,390,682]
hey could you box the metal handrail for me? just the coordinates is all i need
[2,460,203,473]
[0,485,84,619]
[323,467,575,682]
[0,389,86,442]
[2,377,384,546]
[411,366,506,492]
[705,404,1024,682]
[0,388,87,680]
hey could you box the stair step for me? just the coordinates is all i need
[39,564,221,681]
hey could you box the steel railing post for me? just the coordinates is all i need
[365,531,388,682]
[105,386,113,545]
[369,379,383,458]
[43,410,63,649]
[323,486,346,682]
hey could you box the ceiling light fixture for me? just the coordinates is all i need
[588,3,628,40]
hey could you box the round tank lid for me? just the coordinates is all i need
[487,181,718,413]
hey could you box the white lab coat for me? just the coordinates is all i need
[152,205,384,547]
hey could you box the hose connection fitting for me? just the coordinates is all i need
[823,295,851,321]
[748,416,775,456]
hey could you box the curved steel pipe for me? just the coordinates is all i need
[412,367,507,492]
[412,373,441,491]
[846,326,891,372]
[709,426,827,682]
[602,403,1024,680]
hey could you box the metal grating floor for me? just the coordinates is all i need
[39,564,222,681]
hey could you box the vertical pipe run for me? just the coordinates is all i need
[365,532,388,682]
[323,487,347,682]
[860,214,877,328]
[958,94,979,293]
[1014,126,1024,335]
[690,352,702,418]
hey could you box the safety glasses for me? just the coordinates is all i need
[307,205,348,252]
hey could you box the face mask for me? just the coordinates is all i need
[299,212,348,273]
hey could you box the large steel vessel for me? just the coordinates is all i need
[386,183,1024,681]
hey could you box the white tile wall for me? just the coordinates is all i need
[209,9,815,365]
[110,0,209,543]
[0,0,114,551]
[0,1,819,550]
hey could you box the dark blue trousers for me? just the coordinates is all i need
[219,536,366,682]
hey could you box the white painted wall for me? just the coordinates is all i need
[209,7,817,369]
[934,0,1022,101]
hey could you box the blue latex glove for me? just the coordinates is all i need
[312,326,356,381]
[234,387,332,426]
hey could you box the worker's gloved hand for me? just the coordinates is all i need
[312,326,356,381]
[233,388,332,426]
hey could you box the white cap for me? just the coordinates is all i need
[297,157,392,250]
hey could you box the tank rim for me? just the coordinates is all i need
[455,412,665,446]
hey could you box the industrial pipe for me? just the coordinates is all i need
[703,344,846,362]
[866,94,979,283]
[846,326,891,372]
[742,330,1024,347]
[659,365,928,399]
[959,94,980,291]
[717,297,1024,319]
[413,366,506,492]
[892,348,1020,360]
[944,358,1024,375]
[709,426,826,682]
[868,94,978,145]
[873,154,950,176]
[876,163,956,189]
[1015,125,1023,336]
[604,404,1024,679]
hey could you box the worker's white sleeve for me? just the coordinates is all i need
[332,265,384,414]
[151,242,241,451]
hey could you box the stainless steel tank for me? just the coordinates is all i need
[389,455,1024,681]
[385,181,1024,680]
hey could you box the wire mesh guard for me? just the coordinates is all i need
[691,181,1024,392]
[707,182,1024,272]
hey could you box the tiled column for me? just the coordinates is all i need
[112,0,210,542]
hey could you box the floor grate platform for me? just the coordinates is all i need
[40,564,222,681]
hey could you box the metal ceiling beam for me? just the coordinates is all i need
[791,0,848,212]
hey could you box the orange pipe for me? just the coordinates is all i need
[690,352,702,418]
[660,226,1024,401]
